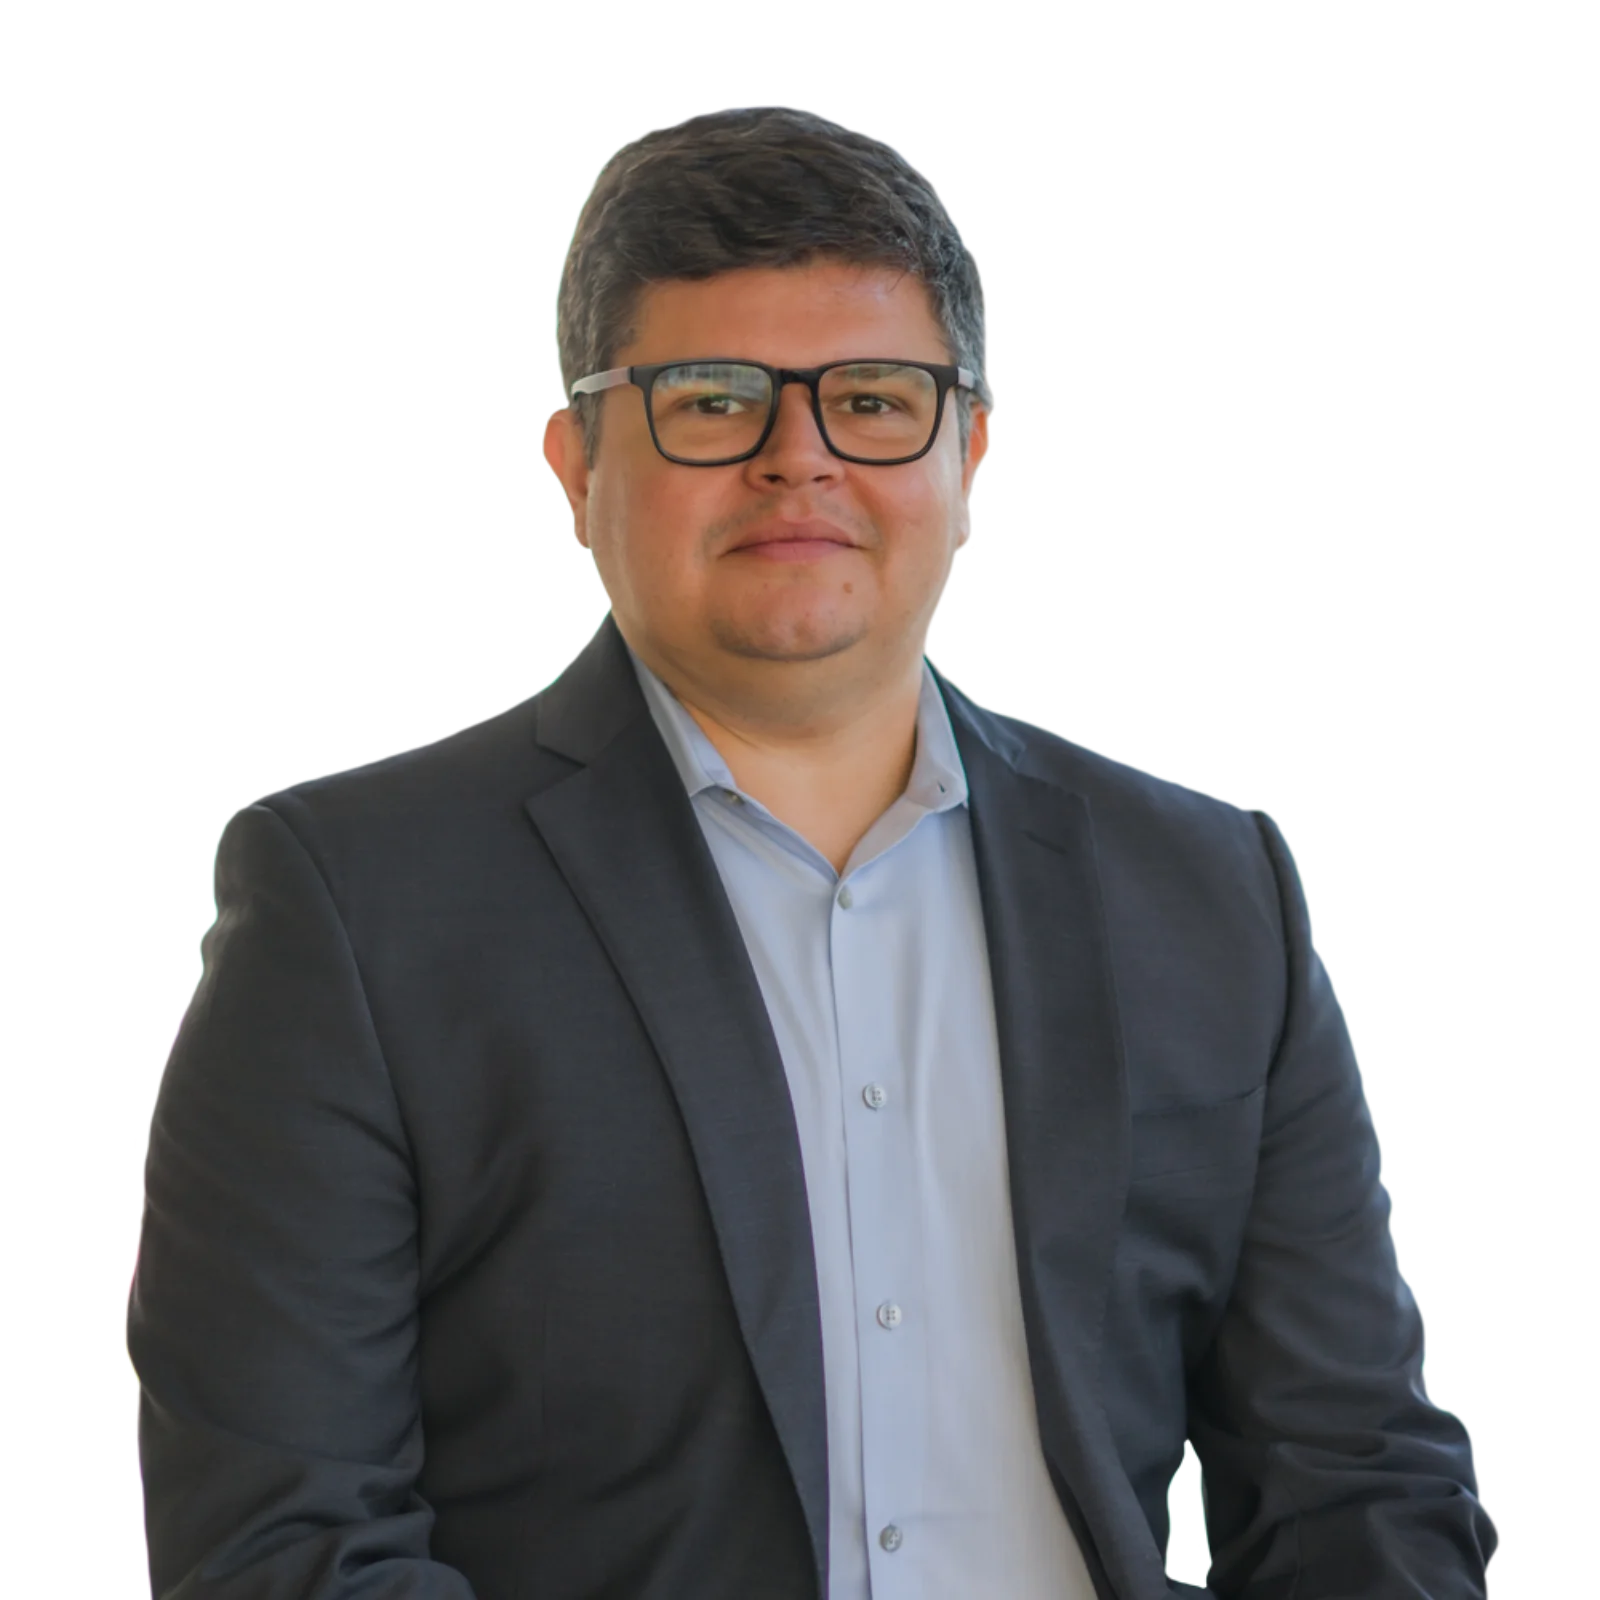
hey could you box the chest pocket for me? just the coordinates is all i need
[1129,1082,1266,1185]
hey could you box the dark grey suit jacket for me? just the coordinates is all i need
[129,616,1493,1598]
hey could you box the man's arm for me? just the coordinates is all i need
[1186,813,1495,1599]
[128,803,476,1598]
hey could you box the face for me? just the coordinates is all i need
[544,259,988,711]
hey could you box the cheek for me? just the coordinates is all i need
[862,468,964,562]
[587,453,657,546]
[650,480,721,544]
[645,483,728,580]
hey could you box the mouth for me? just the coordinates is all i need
[729,537,851,563]
[732,521,857,560]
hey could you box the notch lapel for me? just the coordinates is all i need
[524,622,829,1591]
[948,690,1163,1600]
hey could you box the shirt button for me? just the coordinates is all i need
[862,1083,888,1110]
[876,1301,902,1330]
[837,885,854,909]
[879,1524,903,1553]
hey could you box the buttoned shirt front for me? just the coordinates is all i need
[631,652,1096,1599]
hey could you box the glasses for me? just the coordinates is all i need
[569,358,979,466]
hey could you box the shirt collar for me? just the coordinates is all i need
[628,646,969,817]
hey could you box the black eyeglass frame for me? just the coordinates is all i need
[569,358,980,467]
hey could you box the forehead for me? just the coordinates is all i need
[619,260,949,367]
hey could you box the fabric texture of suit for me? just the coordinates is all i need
[129,615,1494,1599]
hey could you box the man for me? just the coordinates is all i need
[129,107,1494,1599]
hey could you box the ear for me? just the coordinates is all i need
[540,406,592,544]
[960,403,989,497]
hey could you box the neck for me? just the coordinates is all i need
[659,649,921,812]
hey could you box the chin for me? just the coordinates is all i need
[707,606,870,664]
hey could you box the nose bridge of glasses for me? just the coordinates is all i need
[762,371,832,452]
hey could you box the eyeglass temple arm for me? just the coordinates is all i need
[569,368,630,396]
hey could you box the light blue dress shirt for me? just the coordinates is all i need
[631,653,1096,1600]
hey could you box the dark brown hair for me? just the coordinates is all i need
[557,106,990,462]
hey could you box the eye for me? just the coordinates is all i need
[846,392,897,414]
[692,393,743,415]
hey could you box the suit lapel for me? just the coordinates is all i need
[524,624,1153,1598]
[948,688,1161,1600]
[524,621,829,1590]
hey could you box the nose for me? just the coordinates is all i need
[748,382,844,480]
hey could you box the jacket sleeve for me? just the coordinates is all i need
[1185,812,1495,1599]
[128,803,477,1599]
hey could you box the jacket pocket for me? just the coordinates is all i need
[1129,1083,1266,1184]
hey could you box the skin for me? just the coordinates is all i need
[543,259,989,871]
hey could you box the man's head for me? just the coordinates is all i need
[544,107,990,723]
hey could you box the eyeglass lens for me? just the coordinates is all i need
[648,363,940,462]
